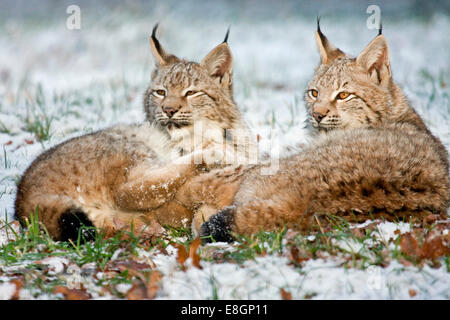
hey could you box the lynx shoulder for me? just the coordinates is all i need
[15,26,257,241]
[200,24,449,241]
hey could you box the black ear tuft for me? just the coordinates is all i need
[151,23,159,38]
[316,16,326,43]
[223,26,231,44]
[378,20,383,36]
[151,23,161,50]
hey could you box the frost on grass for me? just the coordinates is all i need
[0,217,449,299]
[0,1,449,299]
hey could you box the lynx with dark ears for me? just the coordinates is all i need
[199,24,449,242]
[15,25,256,241]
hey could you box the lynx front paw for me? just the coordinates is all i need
[199,207,235,243]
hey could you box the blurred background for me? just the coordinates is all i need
[0,0,449,220]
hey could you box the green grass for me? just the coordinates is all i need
[0,120,11,134]
[0,211,156,298]
[1,210,448,299]
[23,111,53,142]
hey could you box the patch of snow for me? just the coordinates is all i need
[375,222,411,242]
[150,251,450,299]
[0,282,16,300]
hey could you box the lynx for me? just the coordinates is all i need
[14,25,256,241]
[198,24,449,242]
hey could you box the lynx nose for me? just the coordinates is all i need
[313,112,327,123]
[163,106,180,118]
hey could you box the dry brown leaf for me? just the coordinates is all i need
[409,289,417,297]
[114,261,149,284]
[115,260,152,272]
[126,283,147,300]
[398,257,414,267]
[146,271,163,299]
[189,237,203,270]
[9,279,23,300]
[399,233,421,258]
[289,245,312,265]
[351,227,364,238]
[280,288,292,300]
[137,219,165,238]
[53,286,91,300]
[174,243,188,271]
[421,230,450,260]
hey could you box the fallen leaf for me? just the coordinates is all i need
[112,261,149,284]
[421,229,450,260]
[409,289,417,297]
[189,237,203,270]
[115,260,152,272]
[398,257,414,267]
[351,228,364,238]
[289,245,312,265]
[4,140,12,146]
[136,219,165,238]
[280,288,292,300]
[146,271,163,299]
[399,233,421,258]
[24,139,34,145]
[174,243,188,271]
[126,283,147,300]
[9,279,23,300]
[53,286,91,300]
[156,243,169,255]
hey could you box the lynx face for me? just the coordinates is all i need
[305,24,394,131]
[144,25,238,140]
[148,62,228,131]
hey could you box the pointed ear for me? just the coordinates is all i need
[149,24,179,66]
[356,35,391,85]
[315,18,344,64]
[200,38,233,89]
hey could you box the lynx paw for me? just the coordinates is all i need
[199,207,235,243]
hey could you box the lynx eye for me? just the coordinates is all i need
[153,89,166,97]
[337,91,350,100]
[309,89,318,99]
[185,90,197,97]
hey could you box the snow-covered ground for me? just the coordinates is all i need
[0,0,449,299]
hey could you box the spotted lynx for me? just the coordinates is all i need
[199,24,449,242]
[15,25,256,241]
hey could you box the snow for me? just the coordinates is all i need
[375,222,411,242]
[143,246,450,300]
[0,1,449,299]
[0,282,16,300]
